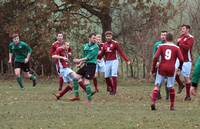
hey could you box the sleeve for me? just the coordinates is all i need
[178,37,194,50]
[152,42,158,58]
[152,46,161,73]
[85,45,99,60]
[116,43,129,62]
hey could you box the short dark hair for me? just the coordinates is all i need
[105,31,113,36]
[181,24,191,30]
[166,33,173,42]
[161,30,167,33]
[11,33,19,38]
[88,33,96,38]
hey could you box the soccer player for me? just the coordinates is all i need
[8,33,36,89]
[175,24,194,101]
[52,42,73,99]
[69,33,99,102]
[152,31,169,100]
[50,33,65,91]
[151,33,183,111]
[99,31,130,95]
[92,34,105,92]
[190,56,200,96]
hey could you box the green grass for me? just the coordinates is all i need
[0,78,200,129]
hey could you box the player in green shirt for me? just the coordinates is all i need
[190,56,200,96]
[69,33,99,103]
[152,31,169,100]
[8,33,36,89]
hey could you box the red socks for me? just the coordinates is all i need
[186,83,191,97]
[93,78,99,92]
[59,85,72,97]
[105,78,112,92]
[112,77,117,94]
[151,87,159,105]
[59,77,64,91]
[78,81,86,92]
[169,88,175,108]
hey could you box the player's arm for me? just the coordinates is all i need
[177,48,184,71]
[116,43,130,64]
[151,47,161,75]
[68,47,72,57]
[52,48,67,60]
[24,43,32,63]
[74,45,99,63]
[8,43,13,64]
[179,38,194,50]
[52,55,67,60]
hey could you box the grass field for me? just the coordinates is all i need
[0,78,200,129]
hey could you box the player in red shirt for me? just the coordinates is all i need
[175,24,194,101]
[151,33,184,111]
[99,31,130,95]
[50,33,65,91]
[52,42,73,99]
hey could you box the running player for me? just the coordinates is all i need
[8,33,36,89]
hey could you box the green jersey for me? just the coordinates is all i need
[9,41,32,63]
[192,56,200,86]
[152,40,164,58]
[82,43,99,64]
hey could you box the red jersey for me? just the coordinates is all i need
[152,43,184,77]
[55,47,69,68]
[50,41,62,56]
[100,40,129,62]
[177,34,194,62]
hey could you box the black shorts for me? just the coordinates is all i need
[14,62,30,72]
[77,63,96,80]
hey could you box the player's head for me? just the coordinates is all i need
[12,33,20,44]
[165,33,173,42]
[96,34,102,44]
[88,33,96,44]
[160,31,167,41]
[105,31,113,41]
[63,41,70,49]
[181,24,191,35]
[57,33,64,43]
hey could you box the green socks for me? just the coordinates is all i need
[86,84,92,101]
[29,75,36,81]
[73,80,79,97]
[16,77,24,89]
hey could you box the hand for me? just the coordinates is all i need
[62,57,68,61]
[191,86,198,96]
[24,58,29,63]
[127,61,131,65]
[73,58,80,63]
[8,59,12,64]
[176,69,181,76]
[97,59,101,63]
[156,62,159,68]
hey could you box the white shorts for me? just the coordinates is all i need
[59,68,75,83]
[96,59,105,73]
[155,72,175,88]
[175,60,192,77]
[104,59,119,78]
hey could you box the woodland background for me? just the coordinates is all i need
[0,0,200,80]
